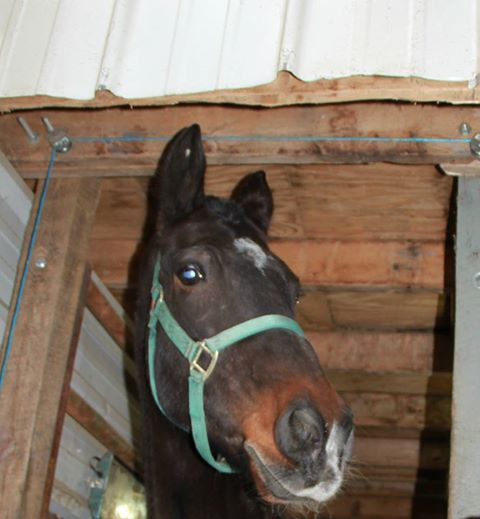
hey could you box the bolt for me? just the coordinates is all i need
[35,257,47,269]
[459,122,472,136]
[41,117,72,153]
[53,135,72,153]
[470,133,480,158]
[474,272,480,289]
[17,117,39,144]
[41,117,55,133]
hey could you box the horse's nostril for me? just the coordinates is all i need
[289,408,324,445]
[275,402,327,464]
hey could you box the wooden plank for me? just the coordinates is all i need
[66,390,139,475]
[353,437,449,471]
[0,72,478,111]
[86,276,133,354]
[0,177,100,519]
[40,265,91,519]
[273,240,446,290]
[346,392,451,431]
[325,494,446,519]
[448,176,480,519]
[310,331,452,373]
[108,284,449,334]
[88,238,447,291]
[0,104,477,177]
[81,282,453,374]
[328,371,452,396]
[93,164,452,242]
[319,290,450,330]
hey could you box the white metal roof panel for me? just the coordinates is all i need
[0,0,478,100]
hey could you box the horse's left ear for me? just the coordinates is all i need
[231,171,273,234]
[155,124,205,224]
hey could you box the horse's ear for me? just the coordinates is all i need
[155,124,205,224]
[231,171,273,234]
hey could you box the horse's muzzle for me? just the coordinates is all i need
[244,400,354,506]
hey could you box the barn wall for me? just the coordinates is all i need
[0,156,139,518]
[50,308,140,518]
[0,100,460,517]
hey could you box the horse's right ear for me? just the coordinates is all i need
[154,124,206,224]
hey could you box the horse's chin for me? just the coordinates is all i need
[244,441,347,512]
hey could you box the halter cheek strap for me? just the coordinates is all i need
[147,256,305,473]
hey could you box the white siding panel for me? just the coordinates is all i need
[50,416,108,519]
[217,0,287,90]
[52,308,140,516]
[0,0,61,96]
[0,301,7,343]
[36,0,116,98]
[100,0,181,96]
[72,309,140,446]
[0,152,32,345]
[0,0,478,99]
[0,256,14,310]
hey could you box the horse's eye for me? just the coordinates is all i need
[176,265,205,286]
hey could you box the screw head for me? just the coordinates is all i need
[474,272,480,289]
[470,134,480,158]
[35,257,47,269]
[459,122,472,136]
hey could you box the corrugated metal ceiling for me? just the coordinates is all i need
[0,0,478,100]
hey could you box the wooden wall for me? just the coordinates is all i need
[89,164,453,518]
[0,101,461,518]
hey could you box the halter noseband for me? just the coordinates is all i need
[147,255,305,473]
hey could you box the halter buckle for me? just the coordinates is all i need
[190,341,218,381]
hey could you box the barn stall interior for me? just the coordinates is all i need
[1,2,480,519]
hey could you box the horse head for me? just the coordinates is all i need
[145,124,353,511]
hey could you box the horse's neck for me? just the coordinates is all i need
[141,391,278,519]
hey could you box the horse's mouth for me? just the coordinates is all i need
[244,426,353,507]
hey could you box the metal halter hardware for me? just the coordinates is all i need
[147,255,305,473]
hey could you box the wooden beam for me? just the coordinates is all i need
[329,371,451,396]
[66,390,139,475]
[0,72,478,111]
[310,331,452,373]
[88,238,448,291]
[353,437,449,471]
[273,240,446,290]
[86,273,134,355]
[299,289,449,331]
[0,177,100,519]
[327,494,446,519]
[344,392,450,431]
[81,280,454,373]
[0,103,477,176]
[93,165,453,243]
[448,176,480,519]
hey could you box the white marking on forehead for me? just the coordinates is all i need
[234,238,268,273]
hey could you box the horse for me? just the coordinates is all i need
[134,124,354,518]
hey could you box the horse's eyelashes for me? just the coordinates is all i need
[176,265,205,286]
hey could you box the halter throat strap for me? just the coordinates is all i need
[147,256,305,473]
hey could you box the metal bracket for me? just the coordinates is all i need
[41,117,72,153]
[88,452,113,519]
[440,161,480,178]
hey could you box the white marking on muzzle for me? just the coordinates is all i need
[234,238,268,273]
[291,422,345,503]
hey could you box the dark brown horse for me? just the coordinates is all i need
[135,125,353,518]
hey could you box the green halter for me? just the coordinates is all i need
[147,255,305,473]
